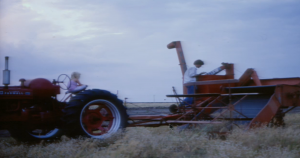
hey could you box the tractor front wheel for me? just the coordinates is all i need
[8,124,63,142]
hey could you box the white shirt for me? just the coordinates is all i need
[183,67,198,84]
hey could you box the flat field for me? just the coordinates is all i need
[1,113,300,158]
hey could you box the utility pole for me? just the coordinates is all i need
[124,97,128,107]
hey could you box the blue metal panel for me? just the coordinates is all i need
[211,94,272,125]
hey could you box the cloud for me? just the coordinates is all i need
[1,0,300,101]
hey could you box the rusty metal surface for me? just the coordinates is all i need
[275,85,300,107]
[247,94,281,128]
[167,41,187,94]
[224,85,276,94]
[249,77,300,86]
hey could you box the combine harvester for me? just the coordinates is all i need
[129,41,300,129]
[1,41,300,141]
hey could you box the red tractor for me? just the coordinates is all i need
[0,57,128,141]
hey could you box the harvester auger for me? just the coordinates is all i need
[127,41,300,130]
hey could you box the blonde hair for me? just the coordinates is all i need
[71,72,81,80]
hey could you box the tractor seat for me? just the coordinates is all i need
[66,85,88,94]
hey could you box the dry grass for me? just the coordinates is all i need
[1,113,300,158]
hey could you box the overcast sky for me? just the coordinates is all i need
[1,0,300,102]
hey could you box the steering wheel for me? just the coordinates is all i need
[57,74,71,90]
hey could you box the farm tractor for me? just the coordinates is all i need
[1,41,300,141]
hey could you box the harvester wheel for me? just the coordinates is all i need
[169,104,178,114]
[62,89,128,139]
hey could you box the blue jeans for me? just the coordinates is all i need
[179,85,196,107]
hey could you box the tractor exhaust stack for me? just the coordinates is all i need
[3,56,10,86]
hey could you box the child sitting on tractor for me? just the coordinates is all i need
[68,72,87,93]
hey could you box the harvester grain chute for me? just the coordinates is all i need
[1,41,300,142]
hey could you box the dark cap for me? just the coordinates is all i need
[194,59,204,65]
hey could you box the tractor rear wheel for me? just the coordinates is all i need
[62,89,128,139]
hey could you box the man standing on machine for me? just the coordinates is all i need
[179,59,204,107]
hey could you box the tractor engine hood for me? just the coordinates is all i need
[24,78,60,97]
